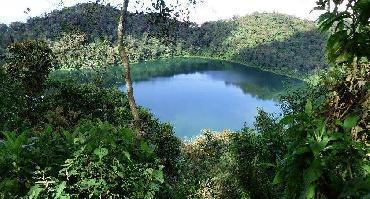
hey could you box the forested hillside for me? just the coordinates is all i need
[186,13,328,76]
[0,3,327,77]
[0,0,369,198]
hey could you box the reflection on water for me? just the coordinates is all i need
[117,58,300,138]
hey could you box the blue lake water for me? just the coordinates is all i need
[119,58,298,138]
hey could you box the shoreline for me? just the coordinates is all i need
[53,56,313,81]
[171,55,306,81]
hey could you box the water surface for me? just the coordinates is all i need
[119,58,299,138]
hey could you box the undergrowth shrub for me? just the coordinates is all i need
[0,120,166,198]
[274,63,370,198]
[0,68,28,131]
[0,126,75,198]
[27,120,164,198]
[231,110,287,199]
[42,80,182,188]
[176,131,248,199]
[4,40,54,96]
[42,80,132,128]
[174,109,288,199]
[0,75,181,198]
[0,40,54,130]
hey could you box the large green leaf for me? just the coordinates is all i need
[94,147,108,160]
[303,183,316,199]
[273,170,283,185]
[305,100,313,115]
[293,146,310,155]
[123,150,131,161]
[310,138,329,157]
[343,115,360,131]
[153,169,164,184]
[54,181,70,199]
[27,185,43,199]
[140,141,154,155]
[303,159,322,184]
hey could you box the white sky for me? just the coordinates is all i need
[0,0,322,25]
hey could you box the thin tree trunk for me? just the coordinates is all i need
[118,0,141,128]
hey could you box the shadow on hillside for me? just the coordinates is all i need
[231,30,328,75]
[180,20,238,51]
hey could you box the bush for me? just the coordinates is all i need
[176,131,248,199]
[0,40,54,130]
[0,126,75,197]
[41,80,132,129]
[231,128,283,199]
[140,111,181,179]
[0,121,165,198]
[42,80,182,183]
[174,110,287,199]
[0,77,182,198]
[0,68,28,131]
[27,120,164,198]
[4,40,54,96]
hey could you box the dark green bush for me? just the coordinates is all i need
[140,111,181,179]
[172,110,287,199]
[41,80,182,183]
[4,40,54,96]
[41,80,132,128]
[0,68,28,131]
[0,76,182,198]
[231,128,283,199]
[177,131,247,199]
[0,126,75,197]
[26,120,164,198]
[0,40,55,129]
[274,101,370,198]
[0,120,166,198]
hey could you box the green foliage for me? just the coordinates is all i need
[41,80,182,183]
[177,131,249,199]
[173,109,287,199]
[275,102,369,198]
[192,13,327,76]
[51,33,117,70]
[232,129,281,199]
[41,80,132,128]
[26,121,164,198]
[0,3,327,78]
[48,31,188,73]
[1,53,181,198]
[275,57,370,198]
[0,120,166,198]
[0,68,28,131]
[0,40,55,130]
[4,40,54,96]
[0,126,75,198]
[230,110,287,199]
[45,80,182,186]
[0,74,132,130]
[317,0,370,64]
[279,80,327,115]
[139,112,181,180]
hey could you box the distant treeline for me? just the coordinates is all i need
[0,3,328,77]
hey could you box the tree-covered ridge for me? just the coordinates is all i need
[0,0,369,198]
[189,13,328,76]
[0,3,327,77]
[2,3,143,41]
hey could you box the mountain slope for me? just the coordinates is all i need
[186,13,328,75]
[0,3,327,76]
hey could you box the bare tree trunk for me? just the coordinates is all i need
[118,0,141,127]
